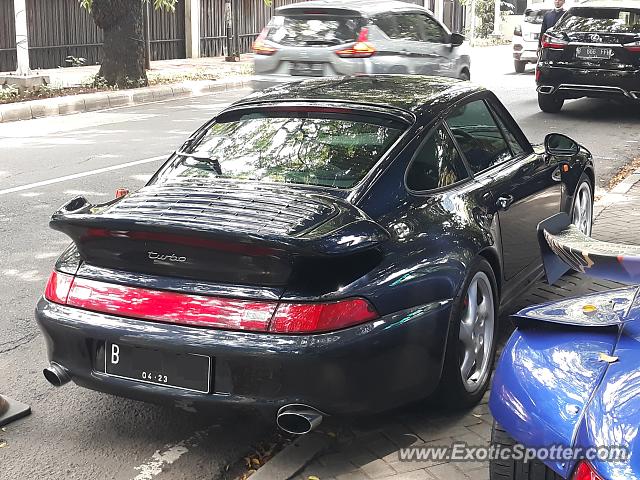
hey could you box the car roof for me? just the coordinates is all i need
[230,75,484,120]
[276,0,430,17]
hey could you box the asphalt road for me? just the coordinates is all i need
[0,45,638,480]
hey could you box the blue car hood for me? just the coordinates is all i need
[490,287,640,478]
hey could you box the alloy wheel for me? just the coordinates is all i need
[572,181,593,236]
[459,271,495,393]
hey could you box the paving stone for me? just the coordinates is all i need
[456,460,490,473]
[410,421,473,443]
[335,470,369,480]
[467,421,492,442]
[57,97,85,115]
[1,103,32,121]
[426,462,470,480]
[82,92,110,111]
[376,469,435,480]
[360,459,397,479]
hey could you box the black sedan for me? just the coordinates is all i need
[37,76,594,434]
[537,1,640,113]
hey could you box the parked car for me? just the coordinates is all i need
[513,5,551,73]
[537,0,640,113]
[490,212,640,480]
[251,0,470,90]
[37,76,594,434]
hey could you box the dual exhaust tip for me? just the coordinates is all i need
[276,404,323,435]
[537,85,555,94]
[43,363,71,387]
[43,365,323,435]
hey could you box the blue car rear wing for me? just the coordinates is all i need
[538,213,640,285]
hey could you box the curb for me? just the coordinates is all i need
[250,433,332,480]
[594,168,640,220]
[0,77,253,123]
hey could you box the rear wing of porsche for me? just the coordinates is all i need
[538,213,640,285]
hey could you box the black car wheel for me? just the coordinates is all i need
[571,174,593,237]
[514,60,527,73]
[538,93,564,113]
[439,257,498,408]
[490,421,563,480]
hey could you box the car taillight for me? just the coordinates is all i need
[624,41,640,53]
[252,27,277,56]
[535,66,541,82]
[269,298,378,333]
[44,273,379,334]
[541,33,568,49]
[44,271,74,305]
[514,25,522,36]
[335,27,376,58]
[572,461,604,480]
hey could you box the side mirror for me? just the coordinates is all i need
[450,33,465,47]
[545,133,579,156]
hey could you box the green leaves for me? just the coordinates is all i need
[79,0,178,12]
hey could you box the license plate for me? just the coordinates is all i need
[576,46,613,60]
[290,62,324,76]
[104,342,211,393]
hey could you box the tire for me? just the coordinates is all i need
[571,174,593,237]
[514,60,527,73]
[459,69,471,81]
[490,421,563,480]
[538,92,564,113]
[438,257,498,409]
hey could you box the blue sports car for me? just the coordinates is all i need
[490,213,640,480]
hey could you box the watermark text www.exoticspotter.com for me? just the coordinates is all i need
[398,443,629,464]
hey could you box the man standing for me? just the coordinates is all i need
[540,0,566,44]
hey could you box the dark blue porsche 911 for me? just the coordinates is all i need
[37,75,594,434]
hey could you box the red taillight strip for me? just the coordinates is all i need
[44,273,379,333]
[541,34,568,49]
[572,461,604,480]
[55,277,276,331]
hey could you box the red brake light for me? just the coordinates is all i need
[46,274,378,334]
[572,461,604,480]
[65,277,278,331]
[542,33,568,49]
[44,271,74,305]
[624,41,640,52]
[535,66,541,82]
[115,188,129,198]
[252,27,278,56]
[336,27,376,58]
[269,298,378,333]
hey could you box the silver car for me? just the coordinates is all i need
[252,0,471,89]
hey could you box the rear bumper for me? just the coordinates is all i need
[537,64,640,100]
[35,297,452,416]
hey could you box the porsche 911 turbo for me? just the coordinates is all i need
[36,75,595,434]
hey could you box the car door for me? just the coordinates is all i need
[371,14,414,74]
[445,96,562,280]
[403,13,450,76]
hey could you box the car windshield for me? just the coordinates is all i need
[265,15,363,46]
[157,113,404,189]
[524,9,549,25]
[557,8,640,33]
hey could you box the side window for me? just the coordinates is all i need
[407,126,469,191]
[391,14,423,41]
[446,100,513,174]
[418,15,446,43]
[489,105,527,157]
[374,16,399,39]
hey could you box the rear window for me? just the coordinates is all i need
[265,15,363,46]
[159,112,404,189]
[556,8,640,33]
[524,9,550,25]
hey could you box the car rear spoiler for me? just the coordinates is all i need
[538,213,640,285]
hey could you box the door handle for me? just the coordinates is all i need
[496,195,514,211]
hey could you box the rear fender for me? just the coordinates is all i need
[489,325,619,477]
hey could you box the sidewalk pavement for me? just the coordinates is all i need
[256,174,640,480]
[0,55,254,123]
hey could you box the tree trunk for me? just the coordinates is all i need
[91,0,148,87]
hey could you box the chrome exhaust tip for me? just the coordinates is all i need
[276,404,323,435]
[537,86,555,94]
[43,363,71,387]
